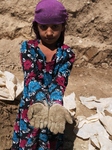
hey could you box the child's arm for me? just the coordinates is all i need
[20,41,48,103]
[48,46,75,105]
[20,41,49,129]
[48,47,75,134]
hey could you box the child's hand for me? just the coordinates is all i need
[48,104,73,134]
[27,101,48,129]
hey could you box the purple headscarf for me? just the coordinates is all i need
[34,0,68,24]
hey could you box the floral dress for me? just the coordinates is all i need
[11,40,75,150]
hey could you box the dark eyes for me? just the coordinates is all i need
[52,25,59,29]
[39,25,47,30]
[39,25,59,30]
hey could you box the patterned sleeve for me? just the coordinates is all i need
[48,46,75,105]
[20,41,48,103]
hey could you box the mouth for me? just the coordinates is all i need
[45,38,55,43]
[46,38,53,40]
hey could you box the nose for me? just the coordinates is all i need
[46,27,53,36]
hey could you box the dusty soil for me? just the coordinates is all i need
[0,0,112,149]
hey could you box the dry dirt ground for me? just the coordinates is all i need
[0,0,112,149]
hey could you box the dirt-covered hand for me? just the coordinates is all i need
[48,104,73,134]
[27,101,48,129]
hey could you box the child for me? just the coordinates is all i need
[11,0,75,149]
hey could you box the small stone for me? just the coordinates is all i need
[101,63,109,68]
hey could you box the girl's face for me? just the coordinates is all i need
[37,24,64,47]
